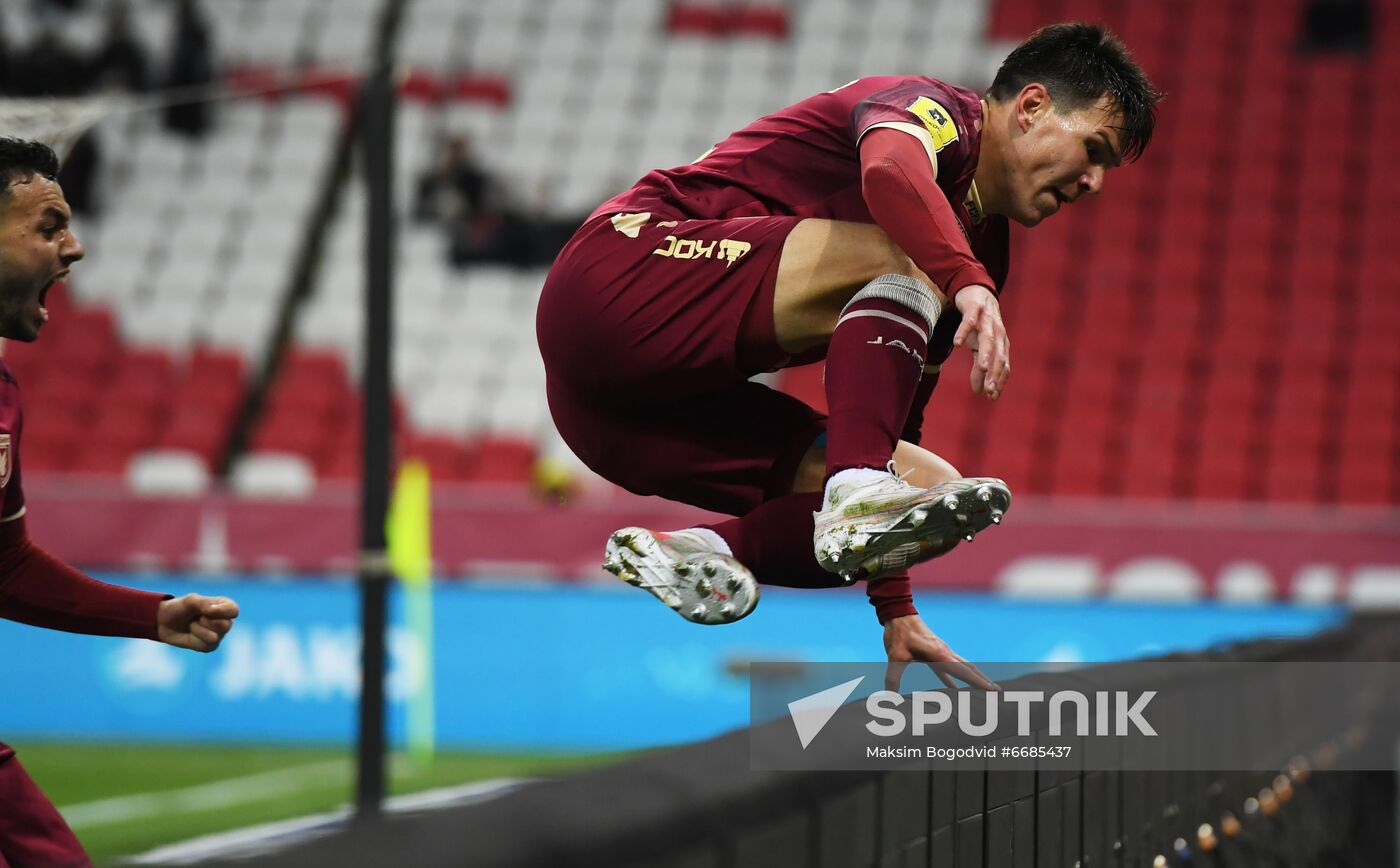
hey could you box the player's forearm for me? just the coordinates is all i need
[867,574,918,623]
[0,518,166,639]
[860,130,993,301]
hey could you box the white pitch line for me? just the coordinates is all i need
[126,777,533,865]
[59,759,351,829]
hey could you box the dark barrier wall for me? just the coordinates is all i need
[180,616,1400,868]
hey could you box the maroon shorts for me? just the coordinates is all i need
[0,743,91,868]
[537,210,825,515]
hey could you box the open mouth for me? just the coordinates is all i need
[37,271,65,321]
[1051,189,1070,206]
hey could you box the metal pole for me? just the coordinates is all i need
[355,60,395,822]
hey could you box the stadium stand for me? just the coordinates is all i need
[0,0,1393,590]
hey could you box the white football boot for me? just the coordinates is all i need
[603,528,759,625]
[813,464,1012,582]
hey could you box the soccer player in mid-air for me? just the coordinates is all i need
[537,24,1159,685]
[0,138,241,868]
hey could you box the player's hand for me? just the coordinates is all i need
[952,286,1010,400]
[883,614,999,693]
[157,594,240,652]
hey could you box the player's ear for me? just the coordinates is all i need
[1015,83,1051,130]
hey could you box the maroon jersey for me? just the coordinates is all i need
[0,360,24,523]
[598,75,1009,290]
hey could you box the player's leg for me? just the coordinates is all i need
[0,745,92,868]
[694,439,1001,622]
[769,219,946,355]
[761,219,1010,579]
[790,439,964,493]
[557,378,827,624]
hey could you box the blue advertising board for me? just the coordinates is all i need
[0,575,1342,751]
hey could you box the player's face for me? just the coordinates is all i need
[1005,91,1124,227]
[0,176,83,342]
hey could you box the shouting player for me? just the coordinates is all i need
[537,24,1159,682]
[0,138,240,868]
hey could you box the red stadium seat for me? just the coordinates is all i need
[89,401,166,450]
[399,69,442,103]
[317,446,360,481]
[158,403,232,464]
[20,434,77,474]
[225,65,284,100]
[1049,428,1113,497]
[250,413,335,461]
[468,436,537,483]
[187,348,246,395]
[67,441,137,476]
[666,4,728,36]
[401,434,476,482]
[263,377,353,428]
[448,73,512,106]
[293,67,359,105]
[732,7,789,38]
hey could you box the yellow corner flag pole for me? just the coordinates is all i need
[387,459,434,765]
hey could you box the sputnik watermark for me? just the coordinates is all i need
[787,684,1155,750]
[752,662,1400,772]
[864,689,1156,740]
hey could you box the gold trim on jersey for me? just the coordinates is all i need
[610,212,651,238]
[0,506,26,523]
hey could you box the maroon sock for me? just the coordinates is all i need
[901,368,942,444]
[702,493,918,624]
[824,274,940,477]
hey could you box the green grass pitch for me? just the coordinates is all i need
[10,741,623,864]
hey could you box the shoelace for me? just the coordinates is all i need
[885,459,916,487]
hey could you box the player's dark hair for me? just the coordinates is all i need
[988,22,1162,162]
[0,138,60,200]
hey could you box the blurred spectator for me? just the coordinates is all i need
[92,0,150,92]
[414,135,494,224]
[56,131,100,216]
[163,0,215,138]
[414,134,531,266]
[414,135,584,268]
[33,0,83,13]
[6,27,89,96]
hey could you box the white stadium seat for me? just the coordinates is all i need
[127,450,213,496]
[229,452,319,499]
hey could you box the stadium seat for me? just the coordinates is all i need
[469,436,537,483]
[230,452,319,498]
[1107,558,1205,602]
[127,450,213,496]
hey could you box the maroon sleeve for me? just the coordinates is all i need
[860,127,995,300]
[0,515,167,639]
[848,79,979,176]
[867,575,918,624]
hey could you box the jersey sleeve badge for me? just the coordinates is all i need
[905,96,960,152]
